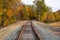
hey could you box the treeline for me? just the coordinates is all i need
[0,0,60,27]
[31,0,60,23]
[0,0,22,26]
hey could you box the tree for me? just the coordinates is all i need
[0,0,22,26]
[33,0,49,21]
[54,10,60,21]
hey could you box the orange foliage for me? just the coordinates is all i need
[48,13,55,21]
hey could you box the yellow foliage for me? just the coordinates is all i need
[17,0,21,2]
[14,0,21,3]
[55,13,59,16]
[17,6,22,13]
[0,8,3,12]
[4,20,9,26]
[0,16,2,21]
[26,7,30,12]
[0,16,2,25]
[0,8,3,15]
[41,12,47,22]
[7,9,13,19]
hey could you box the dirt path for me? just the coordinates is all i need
[0,21,28,40]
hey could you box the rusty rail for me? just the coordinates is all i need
[31,21,41,40]
[16,21,41,40]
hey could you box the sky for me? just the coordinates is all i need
[22,0,60,12]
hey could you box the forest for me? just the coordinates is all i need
[0,0,60,26]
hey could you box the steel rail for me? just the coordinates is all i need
[16,21,41,40]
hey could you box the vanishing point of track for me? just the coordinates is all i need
[16,21,41,40]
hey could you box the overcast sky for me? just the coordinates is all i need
[22,0,60,12]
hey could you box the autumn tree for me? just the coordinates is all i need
[54,10,60,21]
[33,0,49,21]
[0,0,22,26]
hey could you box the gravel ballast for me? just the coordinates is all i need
[33,21,60,40]
[4,26,22,40]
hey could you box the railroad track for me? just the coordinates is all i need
[16,21,40,40]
